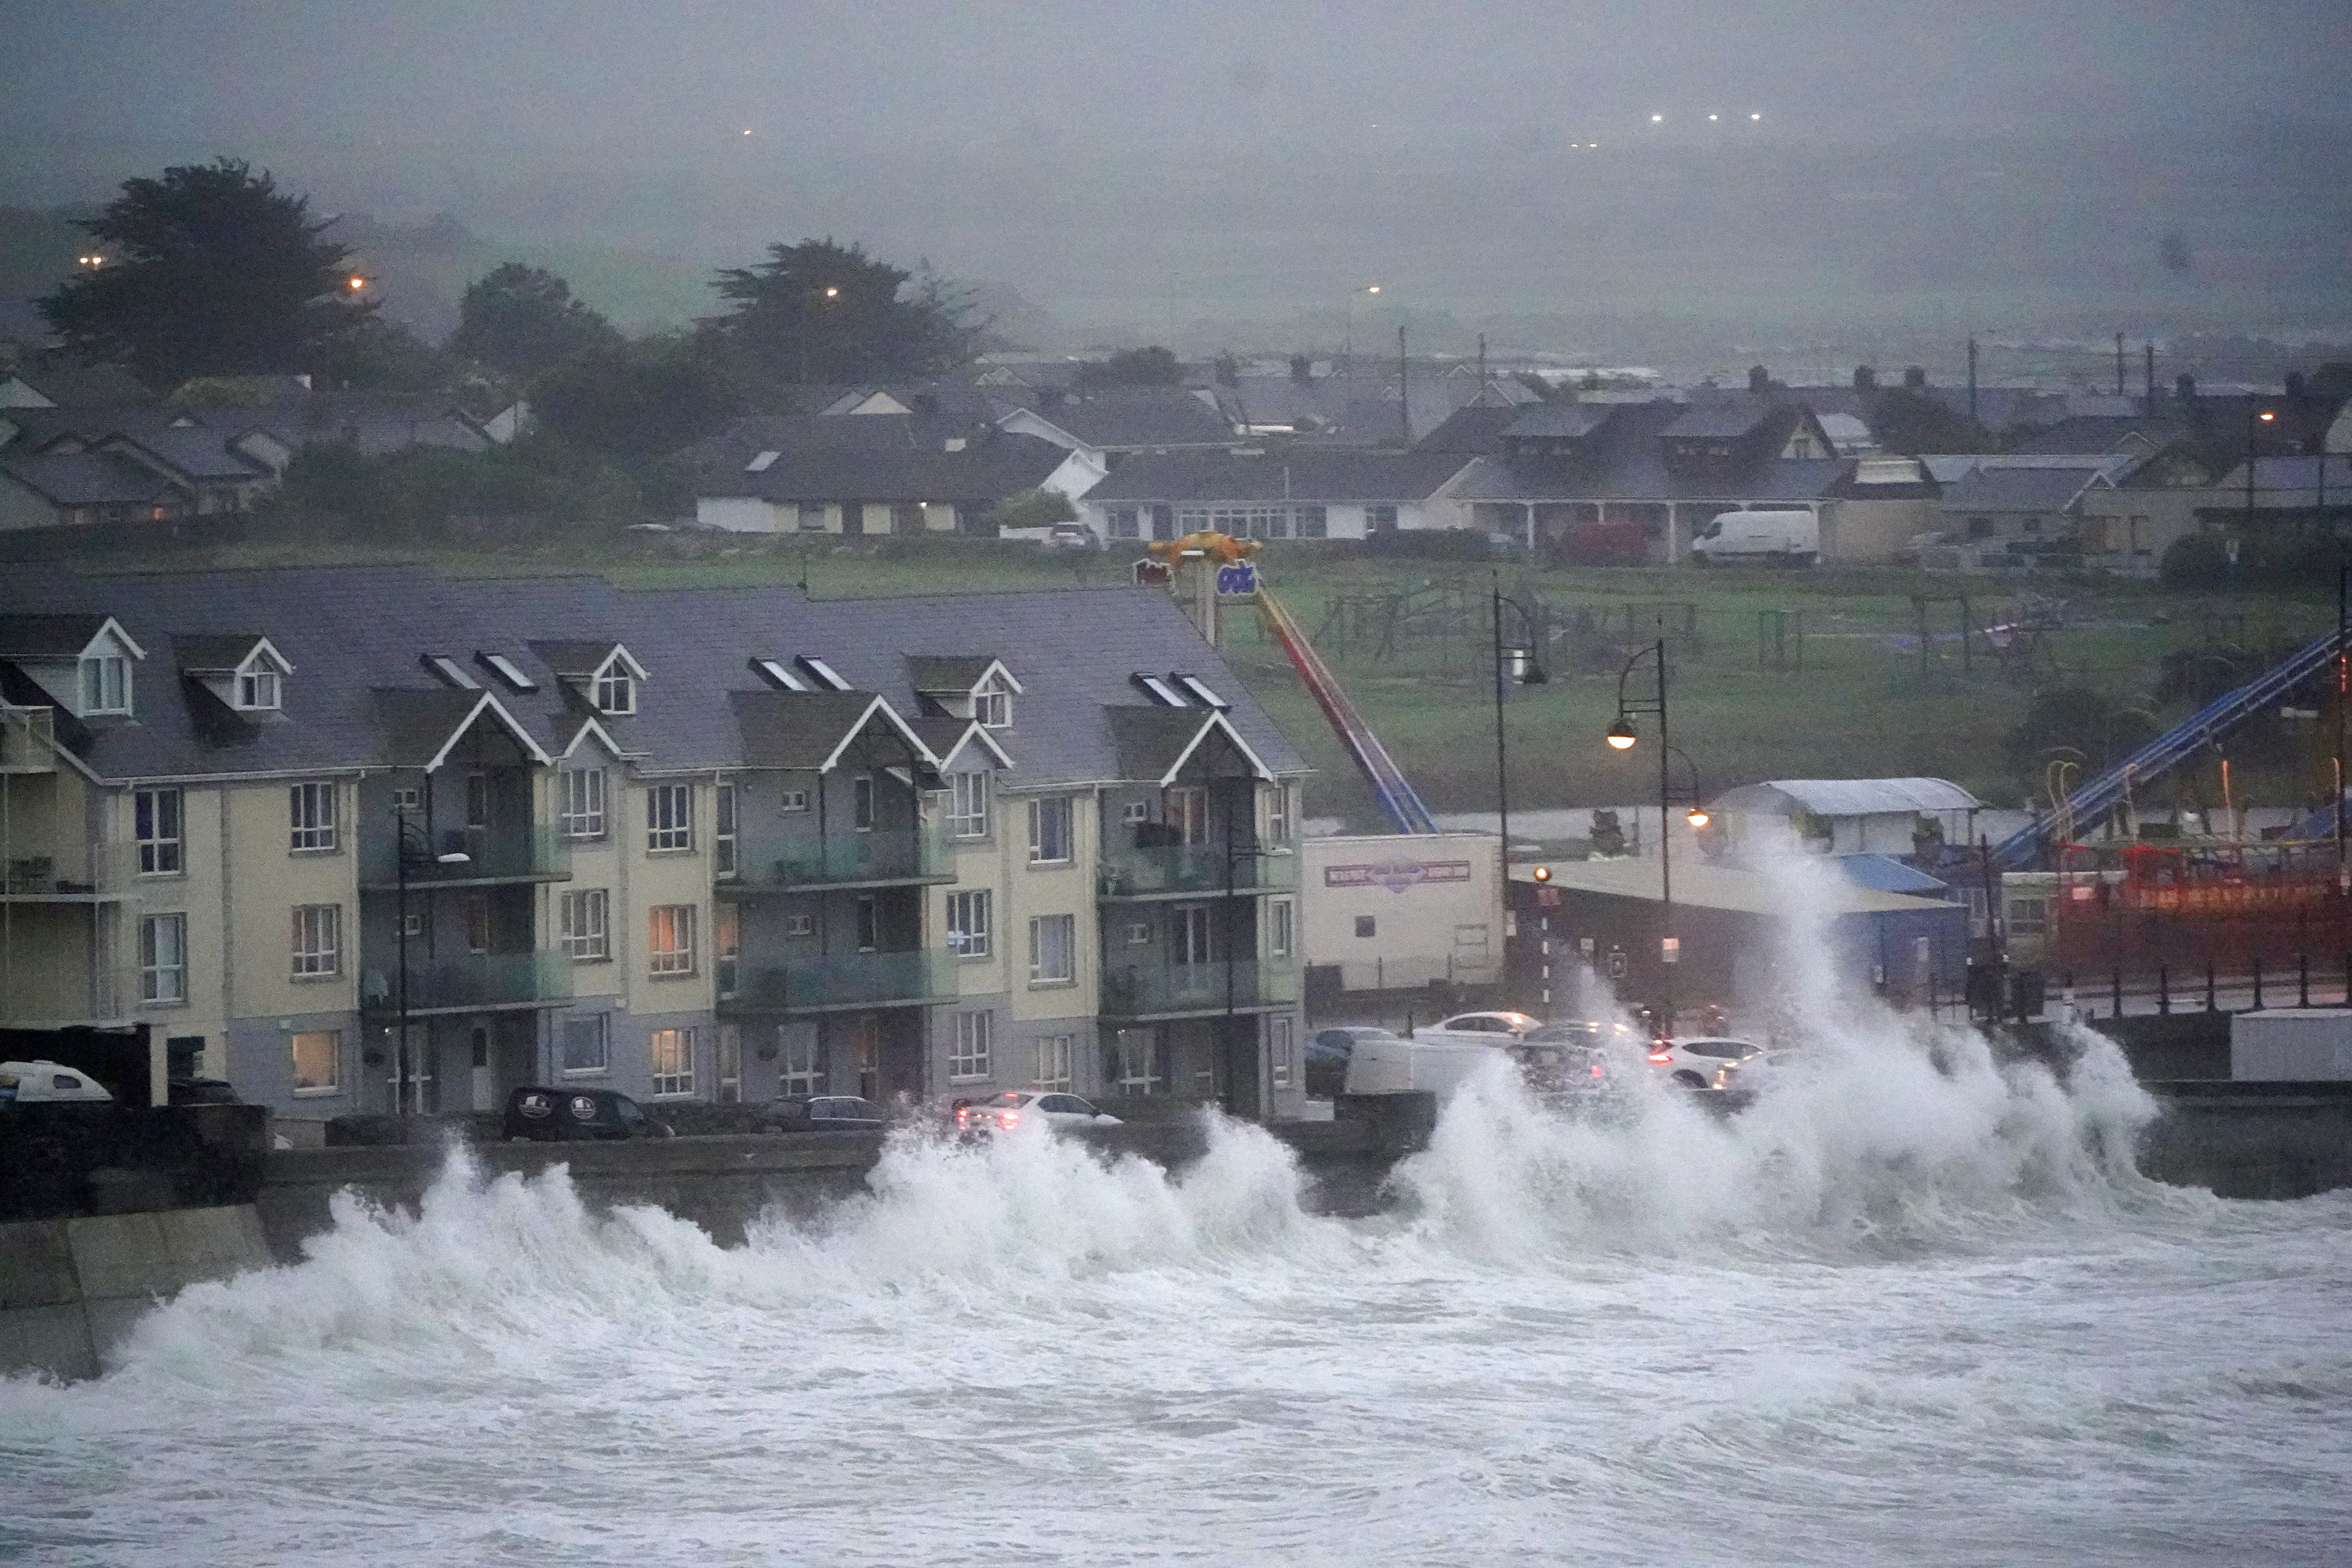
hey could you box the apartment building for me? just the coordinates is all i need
[0,567,1311,1127]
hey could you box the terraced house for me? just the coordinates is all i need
[0,567,1311,1130]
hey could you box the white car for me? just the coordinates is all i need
[1416,1011,1543,1047]
[952,1090,1124,1134]
[1708,1047,1800,1094]
[0,1060,114,1103]
[1643,1036,1766,1090]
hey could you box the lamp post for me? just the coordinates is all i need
[392,797,469,1118]
[1604,630,1708,1036]
[1490,574,1549,900]
[1342,284,1381,370]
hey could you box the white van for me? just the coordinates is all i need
[0,1060,114,1103]
[1691,508,1818,565]
[1341,1035,1505,1100]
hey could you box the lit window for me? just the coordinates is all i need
[649,1027,695,1098]
[290,1030,341,1095]
[139,913,187,1004]
[648,904,696,975]
[289,782,338,852]
[947,890,991,957]
[1029,913,1075,985]
[647,784,693,852]
[949,1011,993,1081]
[135,788,183,875]
[290,904,341,977]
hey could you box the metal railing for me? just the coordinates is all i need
[363,951,574,1014]
[1097,842,1296,899]
[724,950,955,1013]
[1098,958,1299,1018]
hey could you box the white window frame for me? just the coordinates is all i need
[1028,913,1076,986]
[560,1014,609,1075]
[777,1028,822,1094]
[649,1026,695,1098]
[948,1010,993,1082]
[947,889,991,957]
[852,774,876,832]
[779,788,811,813]
[1267,897,1294,960]
[561,888,610,961]
[948,771,991,838]
[1171,904,1210,967]
[714,781,739,877]
[648,904,696,976]
[139,912,187,1004]
[560,767,608,839]
[1266,782,1292,842]
[593,662,635,715]
[235,666,280,711]
[289,781,338,853]
[1034,1033,1074,1092]
[1027,795,1073,864]
[1270,1014,1295,1089]
[783,912,815,937]
[975,677,1012,730]
[1163,786,1207,846]
[290,1029,341,1096]
[290,903,341,978]
[1115,1031,1160,1094]
[135,787,183,876]
[80,653,129,715]
[647,783,693,853]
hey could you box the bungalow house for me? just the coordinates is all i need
[689,418,1090,536]
[1935,463,2115,561]
[1074,448,1479,543]
[0,450,195,531]
[4,408,276,514]
[995,389,1239,472]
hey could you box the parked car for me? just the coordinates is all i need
[503,1085,673,1141]
[952,1090,1123,1134]
[1416,1011,1543,1047]
[1644,1036,1767,1090]
[1708,1047,1800,1094]
[1305,1025,1405,1098]
[761,1094,889,1133]
[0,1061,113,1104]
[1040,521,1102,552]
[168,1077,242,1106]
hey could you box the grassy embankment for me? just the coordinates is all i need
[60,532,2334,829]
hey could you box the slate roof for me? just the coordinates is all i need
[172,634,270,671]
[730,690,902,769]
[2,362,152,407]
[0,567,1309,791]
[905,655,997,692]
[2003,416,2187,455]
[1015,390,1233,449]
[0,450,186,506]
[1500,403,1613,441]
[1509,855,1957,918]
[1659,401,1779,440]
[696,430,1070,504]
[1449,452,1847,506]
[0,613,113,661]
[1936,466,2107,512]
[1710,778,1981,817]
[1413,404,1521,456]
[676,412,1000,473]
[1078,448,1474,505]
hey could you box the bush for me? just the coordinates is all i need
[2158,532,2233,590]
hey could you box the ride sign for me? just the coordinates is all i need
[1215,561,1259,596]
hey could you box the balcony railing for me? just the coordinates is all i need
[1098,958,1299,1020]
[723,950,955,1014]
[360,824,572,890]
[363,951,574,1015]
[1,706,58,773]
[727,823,955,892]
[0,962,138,1026]
[2,840,141,902]
[1097,842,1296,900]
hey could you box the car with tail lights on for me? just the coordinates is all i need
[951,1091,1124,1136]
[1644,1036,1768,1090]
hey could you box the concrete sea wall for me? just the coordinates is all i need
[0,1205,274,1381]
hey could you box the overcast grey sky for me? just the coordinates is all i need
[5,0,2348,153]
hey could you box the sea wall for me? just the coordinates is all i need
[0,1205,274,1381]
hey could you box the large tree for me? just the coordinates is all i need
[530,332,744,463]
[449,262,617,379]
[37,158,374,387]
[699,238,977,388]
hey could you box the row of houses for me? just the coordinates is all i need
[0,566,1316,1126]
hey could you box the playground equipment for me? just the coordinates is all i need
[1991,624,2352,870]
[1139,534,1440,836]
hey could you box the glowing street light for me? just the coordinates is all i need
[1606,719,1637,750]
[1650,113,1664,123]
[347,274,368,291]
[1750,113,1764,121]
[1685,806,1711,830]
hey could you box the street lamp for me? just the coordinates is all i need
[2245,406,2276,530]
[1490,574,1550,893]
[1343,284,1382,370]
[392,797,469,1118]
[1602,628,1704,1036]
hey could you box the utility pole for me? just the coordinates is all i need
[1397,325,1412,447]
[2115,333,2126,397]
[1967,335,1980,428]
[2144,343,2158,416]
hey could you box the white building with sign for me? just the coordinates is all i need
[1300,833,1501,1002]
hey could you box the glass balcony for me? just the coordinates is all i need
[1098,958,1299,1020]
[722,950,955,1014]
[361,823,572,890]
[364,951,574,1015]
[1096,842,1296,900]
[1,706,59,773]
[729,822,955,892]
[1,840,140,902]
[0,961,138,1026]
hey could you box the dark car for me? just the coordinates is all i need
[503,1085,673,1142]
[168,1077,242,1106]
[760,1094,889,1133]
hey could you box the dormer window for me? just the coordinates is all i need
[238,668,280,710]
[80,654,130,715]
[594,665,635,715]
[975,674,1012,729]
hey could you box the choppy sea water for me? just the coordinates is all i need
[5,1012,2349,1568]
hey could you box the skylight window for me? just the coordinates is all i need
[746,450,781,472]
[798,655,852,691]
[1133,673,1189,707]
[1175,674,1229,710]
[423,655,479,690]
[478,652,537,691]
[753,658,809,691]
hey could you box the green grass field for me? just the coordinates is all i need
[54,531,2335,829]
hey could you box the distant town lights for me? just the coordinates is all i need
[77,253,104,267]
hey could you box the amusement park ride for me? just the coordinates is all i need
[1136,532,1439,835]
